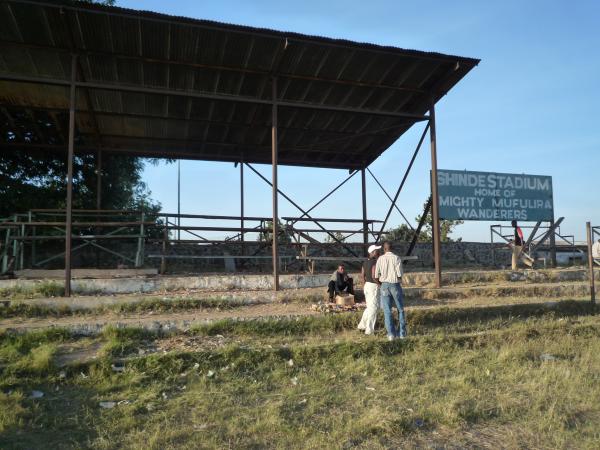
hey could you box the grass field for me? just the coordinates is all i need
[1,300,600,449]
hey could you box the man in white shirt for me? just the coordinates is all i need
[592,238,600,266]
[375,241,407,340]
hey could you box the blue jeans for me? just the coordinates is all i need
[380,282,407,338]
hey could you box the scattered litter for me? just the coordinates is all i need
[414,418,425,428]
[179,372,187,377]
[298,398,307,405]
[146,403,156,411]
[58,371,67,379]
[291,376,299,386]
[80,372,88,379]
[365,387,375,391]
[138,349,146,356]
[117,400,131,406]
[311,301,366,314]
[111,363,125,372]
[207,370,216,378]
[193,363,200,370]
[287,359,294,367]
[162,392,168,400]
[29,390,44,399]
[99,401,116,409]
[540,353,557,362]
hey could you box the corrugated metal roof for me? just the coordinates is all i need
[0,0,479,169]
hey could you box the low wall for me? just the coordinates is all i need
[7,238,544,273]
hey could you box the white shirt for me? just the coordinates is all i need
[592,241,600,259]
[375,251,403,284]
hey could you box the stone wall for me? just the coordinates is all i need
[17,239,513,273]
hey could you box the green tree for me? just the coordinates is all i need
[0,149,161,217]
[384,199,463,243]
[325,232,346,243]
[258,220,291,244]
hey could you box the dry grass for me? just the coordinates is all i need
[1,301,600,449]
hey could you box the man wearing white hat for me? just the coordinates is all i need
[357,244,382,335]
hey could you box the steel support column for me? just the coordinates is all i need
[177,160,181,241]
[361,168,368,255]
[586,222,596,304]
[240,160,245,255]
[65,54,77,297]
[271,78,280,291]
[96,150,102,210]
[549,218,557,268]
[429,101,442,288]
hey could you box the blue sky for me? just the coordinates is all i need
[122,0,600,242]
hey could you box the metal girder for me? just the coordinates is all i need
[376,122,430,241]
[0,73,430,120]
[245,163,360,258]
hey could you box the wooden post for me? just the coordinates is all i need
[271,78,280,291]
[586,222,595,305]
[65,54,77,297]
[429,101,442,288]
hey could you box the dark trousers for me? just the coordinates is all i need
[327,278,354,299]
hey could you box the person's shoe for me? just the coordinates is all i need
[364,331,373,336]
[397,335,407,340]
[387,335,395,342]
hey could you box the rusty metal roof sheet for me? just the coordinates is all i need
[0,0,479,170]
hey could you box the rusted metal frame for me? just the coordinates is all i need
[1,139,367,169]
[529,217,564,254]
[64,54,77,296]
[406,196,431,257]
[64,9,105,152]
[288,170,358,225]
[2,140,370,170]
[361,168,368,255]
[366,167,415,230]
[429,100,442,288]
[245,163,360,258]
[0,73,429,120]
[388,62,444,113]
[0,106,414,142]
[586,222,596,304]
[525,221,543,248]
[376,122,430,241]
[240,160,245,255]
[0,41,430,96]
[13,1,473,65]
[15,235,143,241]
[271,77,280,290]
[34,226,131,267]
[74,128,404,155]
[282,217,381,223]
[549,218,557,268]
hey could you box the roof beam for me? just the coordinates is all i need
[0,73,430,120]
[0,141,363,169]
[0,40,429,96]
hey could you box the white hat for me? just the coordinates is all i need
[367,244,382,254]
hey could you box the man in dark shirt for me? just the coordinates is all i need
[327,264,354,300]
